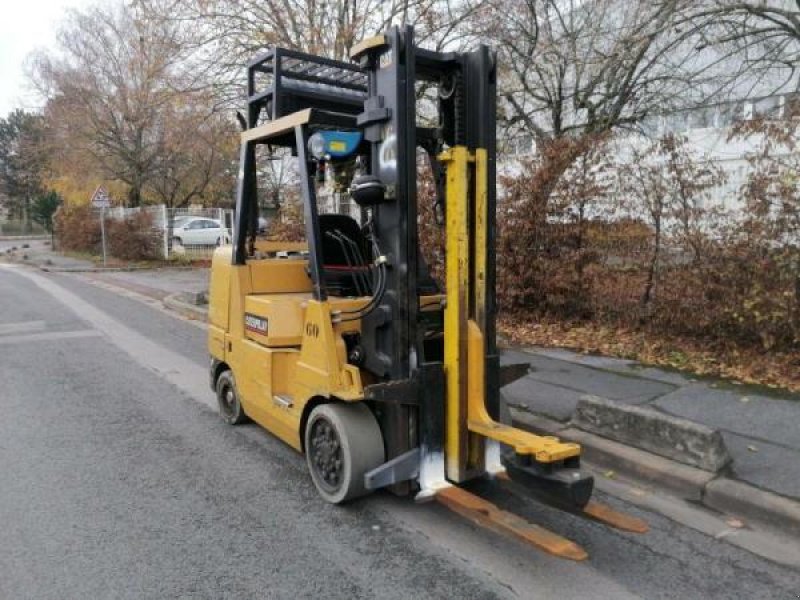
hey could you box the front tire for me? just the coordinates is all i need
[305,403,384,504]
[216,370,248,425]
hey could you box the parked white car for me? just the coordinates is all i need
[172,217,231,246]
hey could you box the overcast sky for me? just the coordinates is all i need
[0,0,93,116]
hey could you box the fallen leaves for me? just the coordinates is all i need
[726,517,745,529]
[498,314,800,393]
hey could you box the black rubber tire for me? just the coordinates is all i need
[215,370,248,425]
[173,236,183,246]
[304,403,384,504]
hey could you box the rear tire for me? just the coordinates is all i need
[305,403,384,504]
[216,370,248,425]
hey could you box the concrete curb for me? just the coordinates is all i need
[510,405,800,538]
[163,293,209,320]
[40,265,149,273]
[0,235,49,241]
[39,264,202,273]
[562,427,715,501]
[3,252,204,273]
[573,395,732,472]
[704,479,800,537]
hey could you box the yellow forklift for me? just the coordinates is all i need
[208,26,646,558]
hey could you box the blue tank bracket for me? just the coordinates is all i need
[308,131,363,159]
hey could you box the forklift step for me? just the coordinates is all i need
[273,394,293,408]
[436,486,588,561]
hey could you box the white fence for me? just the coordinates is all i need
[99,205,234,260]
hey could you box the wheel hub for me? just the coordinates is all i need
[311,419,343,491]
[220,384,235,415]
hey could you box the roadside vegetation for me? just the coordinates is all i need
[492,120,799,391]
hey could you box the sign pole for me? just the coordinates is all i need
[100,206,107,267]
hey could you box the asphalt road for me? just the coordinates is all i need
[1,263,798,599]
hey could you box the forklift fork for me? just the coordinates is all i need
[440,146,594,510]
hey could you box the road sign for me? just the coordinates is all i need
[90,186,111,208]
[90,186,110,266]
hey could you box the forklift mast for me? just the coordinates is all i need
[348,29,502,489]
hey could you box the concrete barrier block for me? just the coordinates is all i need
[573,395,731,472]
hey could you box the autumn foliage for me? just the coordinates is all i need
[265,196,306,242]
[54,205,101,253]
[104,213,162,261]
[486,124,800,388]
[416,123,800,387]
[55,205,161,261]
[496,128,799,354]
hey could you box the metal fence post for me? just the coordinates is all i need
[99,207,107,266]
[162,205,169,259]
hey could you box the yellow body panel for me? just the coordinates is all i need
[244,294,306,346]
[208,247,369,452]
[350,34,388,60]
[250,260,313,294]
[290,300,364,404]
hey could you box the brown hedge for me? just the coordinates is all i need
[55,205,161,261]
[105,212,162,261]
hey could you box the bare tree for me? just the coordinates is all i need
[31,2,229,207]
[138,0,487,108]
[696,1,800,94]
[618,133,724,311]
[483,0,743,207]
[146,107,237,208]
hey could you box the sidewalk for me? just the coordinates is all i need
[1,238,95,270]
[88,268,209,300]
[502,347,800,504]
[2,238,209,301]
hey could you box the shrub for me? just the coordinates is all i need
[55,204,101,253]
[55,205,161,261]
[493,125,799,354]
[265,198,306,242]
[105,212,162,261]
